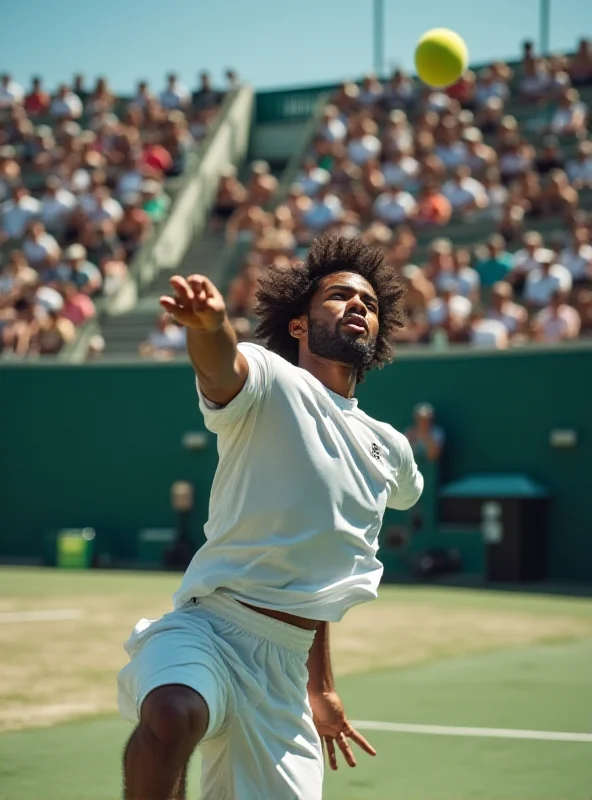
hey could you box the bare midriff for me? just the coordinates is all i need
[238,601,321,630]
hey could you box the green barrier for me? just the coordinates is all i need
[56,529,95,569]
[136,528,176,568]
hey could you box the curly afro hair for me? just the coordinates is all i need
[254,234,406,382]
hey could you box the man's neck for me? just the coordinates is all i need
[298,352,357,399]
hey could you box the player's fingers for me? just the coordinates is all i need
[188,274,218,298]
[324,736,338,771]
[337,732,357,768]
[159,296,180,313]
[169,276,194,304]
[346,726,377,756]
[187,275,209,302]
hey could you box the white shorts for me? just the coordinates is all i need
[117,592,323,800]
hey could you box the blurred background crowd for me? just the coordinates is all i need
[0,69,238,356]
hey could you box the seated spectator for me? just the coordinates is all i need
[22,220,60,268]
[192,71,222,110]
[574,288,592,335]
[72,74,89,103]
[373,185,417,226]
[565,140,592,189]
[549,88,588,136]
[499,136,534,183]
[85,186,123,225]
[415,182,452,228]
[50,84,83,120]
[318,105,348,143]
[227,259,263,319]
[1,296,40,357]
[131,80,154,109]
[382,69,415,111]
[24,76,50,116]
[547,60,572,100]
[447,71,477,110]
[533,290,581,342]
[139,312,186,358]
[294,157,331,197]
[497,201,526,244]
[331,82,361,119]
[475,234,514,286]
[480,168,508,218]
[246,161,278,207]
[40,177,77,234]
[60,281,96,326]
[358,74,383,109]
[1,185,41,242]
[540,169,579,218]
[58,244,102,296]
[32,309,76,355]
[160,73,189,110]
[569,38,592,87]
[535,136,566,175]
[509,231,554,288]
[405,403,445,462]
[423,238,453,281]
[347,118,382,166]
[117,195,151,260]
[476,96,504,135]
[86,77,114,115]
[100,249,129,297]
[382,110,414,155]
[211,167,247,227]
[161,117,191,176]
[441,165,488,216]
[434,119,468,170]
[141,138,173,176]
[523,251,572,309]
[303,185,344,231]
[474,68,509,109]
[464,129,497,177]
[0,250,37,303]
[284,184,313,220]
[469,308,509,349]
[485,281,528,338]
[519,58,550,103]
[381,147,420,192]
[0,148,21,203]
[435,247,480,301]
[0,73,24,108]
[560,226,592,283]
[427,278,473,342]
[360,158,384,195]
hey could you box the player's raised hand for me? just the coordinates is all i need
[160,275,226,332]
[310,690,376,770]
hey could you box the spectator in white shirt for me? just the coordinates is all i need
[427,279,473,341]
[441,165,488,215]
[434,122,468,170]
[159,73,189,110]
[509,231,554,288]
[381,148,420,191]
[85,187,123,224]
[434,247,480,301]
[519,59,550,103]
[549,88,588,136]
[358,74,383,108]
[565,141,592,189]
[382,69,416,111]
[50,84,83,119]
[302,185,343,231]
[318,105,347,143]
[22,220,60,268]
[523,252,573,309]
[132,81,154,110]
[560,227,592,283]
[40,177,77,233]
[474,68,509,109]
[1,186,41,241]
[534,291,581,343]
[347,119,381,166]
[139,313,186,358]
[294,158,331,197]
[485,281,528,337]
[0,73,24,108]
[373,187,417,226]
[470,310,509,349]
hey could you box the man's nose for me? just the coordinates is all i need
[345,297,367,316]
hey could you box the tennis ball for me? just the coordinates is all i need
[415,28,469,89]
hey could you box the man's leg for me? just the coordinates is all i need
[123,685,209,800]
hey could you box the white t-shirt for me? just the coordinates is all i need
[373,191,417,225]
[295,167,331,197]
[382,157,420,190]
[512,247,554,275]
[303,195,343,230]
[442,178,487,210]
[435,142,468,170]
[149,325,186,349]
[566,157,592,185]
[536,305,581,342]
[22,233,59,265]
[347,135,381,166]
[174,343,423,621]
[50,92,83,118]
[524,265,573,306]
[320,118,347,143]
[435,267,480,298]
[1,196,41,239]
[470,318,508,348]
[41,190,77,228]
[160,85,189,109]
[550,103,587,134]
[0,80,24,107]
[427,295,472,326]
[486,303,525,334]
[560,245,592,280]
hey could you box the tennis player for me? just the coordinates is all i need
[118,234,424,799]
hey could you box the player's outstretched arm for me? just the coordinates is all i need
[160,274,248,406]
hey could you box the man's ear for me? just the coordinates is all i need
[289,316,308,340]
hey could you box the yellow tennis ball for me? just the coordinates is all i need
[415,28,469,88]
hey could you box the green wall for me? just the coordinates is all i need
[1,343,590,580]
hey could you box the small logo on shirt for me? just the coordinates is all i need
[370,443,381,461]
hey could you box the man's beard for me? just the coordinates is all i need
[307,316,376,369]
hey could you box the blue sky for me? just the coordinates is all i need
[1,0,589,94]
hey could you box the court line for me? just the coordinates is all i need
[351,720,592,743]
[0,609,84,623]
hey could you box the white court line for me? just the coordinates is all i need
[351,720,592,744]
[0,609,84,623]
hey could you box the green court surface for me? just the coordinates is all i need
[1,637,591,800]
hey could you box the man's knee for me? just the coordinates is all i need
[140,685,209,750]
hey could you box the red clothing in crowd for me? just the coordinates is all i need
[141,144,172,174]
[62,293,96,326]
[24,91,51,115]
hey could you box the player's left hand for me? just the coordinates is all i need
[309,690,377,770]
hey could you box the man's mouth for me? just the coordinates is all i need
[341,314,368,333]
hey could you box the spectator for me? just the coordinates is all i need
[0,250,37,301]
[160,73,189,110]
[117,195,152,259]
[382,69,415,111]
[192,72,222,110]
[474,67,509,109]
[447,71,477,110]
[347,118,381,166]
[21,220,60,268]
[574,288,592,335]
[50,84,83,120]
[0,73,24,108]
[100,249,129,296]
[141,137,173,176]
[565,141,592,189]
[210,167,246,227]
[32,309,76,355]
[549,88,588,136]
[72,74,89,103]
[464,129,497,177]
[441,165,488,216]
[498,136,534,183]
[510,231,554,288]
[24,76,50,116]
[523,251,573,309]
[569,38,592,87]
[540,169,579,218]
[86,77,114,115]
[481,168,509,218]
[139,312,186,358]
[382,110,414,155]
[485,281,528,338]
[435,247,480,301]
[535,136,566,175]
[294,158,331,197]
[225,69,241,91]
[519,58,550,103]
[373,185,417,226]
[427,278,473,341]
[469,308,509,349]
[58,244,102,296]
[415,182,452,228]
[358,74,383,109]
[476,97,504,135]
[497,201,526,245]
[246,161,277,207]
[226,203,269,245]
[132,80,154,109]
[1,296,40,357]
[302,185,344,231]
[405,403,445,462]
[560,227,592,283]
[434,119,468,170]
[60,281,96,326]
[382,147,420,192]
[318,105,348,143]
[474,234,514,286]
[533,290,581,342]
[0,148,21,203]
[40,177,77,233]
[86,186,123,225]
[1,185,41,241]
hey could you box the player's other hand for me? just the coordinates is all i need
[160,275,226,332]
[310,689,377,770]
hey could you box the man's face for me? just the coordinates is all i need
[302,272,380,370]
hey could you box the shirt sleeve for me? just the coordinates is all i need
[196,342,273,433]
[388,434,424,511]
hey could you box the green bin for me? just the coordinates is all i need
[56,529,96,569]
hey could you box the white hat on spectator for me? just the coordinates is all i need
[64,244,87,261]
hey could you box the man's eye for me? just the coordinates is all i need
[330,293,345,300]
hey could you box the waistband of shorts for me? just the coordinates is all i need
[189,592,316,653]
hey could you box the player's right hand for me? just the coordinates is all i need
[160,274,226,332]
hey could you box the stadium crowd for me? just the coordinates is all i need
[208,38,592,353]
[0,70,236,357]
